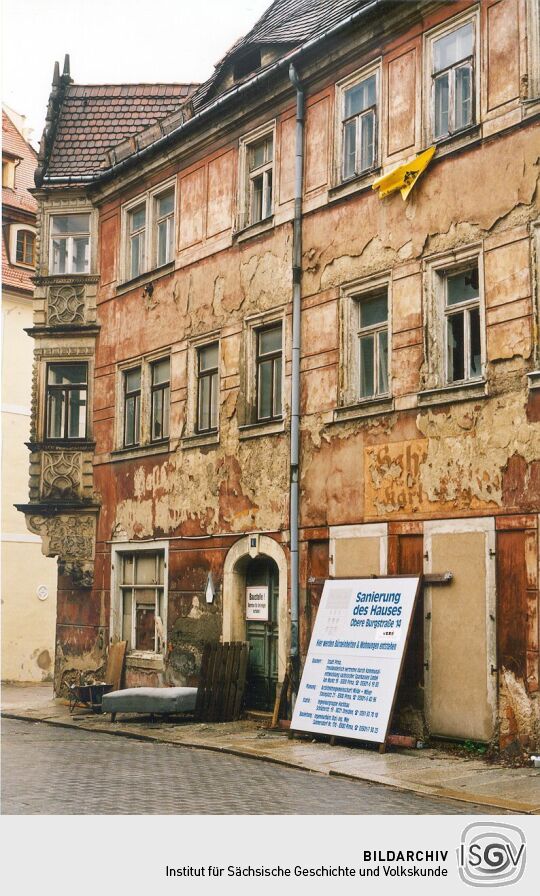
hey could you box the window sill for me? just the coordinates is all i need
[233,216,274,243]
[181,431,220,450]
[431,124,481,155]
[110,440,170,462]
[36,273,99,285]
[238,418,286,440]
[331,396,394,423]
[125,652,164,671]
[527,370,540,391]
[116,261,175,295]
[417,379,487,408]
[27,439,96,451]
[327,168,381,203]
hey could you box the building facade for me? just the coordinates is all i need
[2,106,57,682]
[21,0,540,750]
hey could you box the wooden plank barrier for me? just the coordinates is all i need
[195,641,250,722]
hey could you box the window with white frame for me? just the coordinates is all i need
[119,551,165,653]
[123,366,141,448]
[150,357,170,442]
[119,353,170,450]
[122,181,176,281]
[356,290,389,399]
[50,213,90,274]
[46,362,88,440]
[256,323,283,421]
[127,203,146,280]
[339,69,378,181]
[239,124,275,229]
[428,16,477,141]
[196,342,219,433]
[442,265,482,384]
[154,189,175,268]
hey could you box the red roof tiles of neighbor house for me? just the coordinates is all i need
[2,108,37,292]
[46,83,199,176]
[2,110,38,213]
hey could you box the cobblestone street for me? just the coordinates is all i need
[2,719,503,815]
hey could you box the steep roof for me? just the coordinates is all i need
[45,83,199,177]
[192,0,374,110]
[2,108,37,292]
[39,1,384,182]
[236,0,373,45]
[2,109,37,213]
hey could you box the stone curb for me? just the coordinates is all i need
[4,710,537,814]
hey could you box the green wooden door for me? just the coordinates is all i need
[245,557,279,711]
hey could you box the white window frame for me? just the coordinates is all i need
[335,60,381,184]
[44,205,97,277]
[423,245,486,395]
[237,121,276,231]
[339,274,392,408]
[184,332,221,444]
[116,350,171,450]
[240,307,285,428]
[120,177,176,282]
[526,0,540,101]
[49,212,92,275]
[110,540,169,658]
[424,8,480,144]
[10,223,36,268]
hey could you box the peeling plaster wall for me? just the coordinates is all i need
[46,0,540,744]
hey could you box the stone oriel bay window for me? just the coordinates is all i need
[115,352,171,453]
[110,542,168,659]
[237,121,276,231]
[50,212,90,274]
[46,361,88,440]
[120,179,176,282]
[336,61,380,183]
[420,245,486,405]
[424,9,479,144]
[336,275,392,419]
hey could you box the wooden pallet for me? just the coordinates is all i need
[194,641,249,722]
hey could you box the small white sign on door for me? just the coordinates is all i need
[246,585,269,621]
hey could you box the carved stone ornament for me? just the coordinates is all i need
[41,451,82,499]
[47,283,86,325]
[26,513,96,588]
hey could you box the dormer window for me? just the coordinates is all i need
[2,158,16,189]
[16,229,35,267]
[233,48,262,82]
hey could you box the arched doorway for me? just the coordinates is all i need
[245,556,279,710]
[222,535,288,712]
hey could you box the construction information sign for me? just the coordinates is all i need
[245,585,269,621]
[292,577,420,744]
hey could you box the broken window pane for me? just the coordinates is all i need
[447,268,479,304]
[378,330,389,394]
[447,312,465,382]
[359,334,375,398]
[469,307,481,378]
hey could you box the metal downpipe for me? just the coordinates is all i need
[288,63,304,700]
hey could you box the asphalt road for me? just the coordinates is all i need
[1,718,501,815]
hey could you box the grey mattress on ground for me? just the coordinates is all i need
[102,687,198,715]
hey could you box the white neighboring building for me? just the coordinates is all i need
[2,105,57,682]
